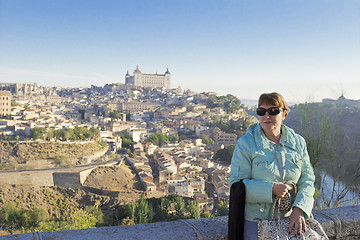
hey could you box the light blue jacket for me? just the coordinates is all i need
[229,123,315,221]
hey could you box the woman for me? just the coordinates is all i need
[229,92,315,240]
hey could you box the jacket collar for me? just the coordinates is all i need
[249,123,297,151]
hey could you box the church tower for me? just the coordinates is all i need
[164,67,171,89]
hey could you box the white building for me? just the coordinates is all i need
[128,128,147,142]
[168,179,193,197]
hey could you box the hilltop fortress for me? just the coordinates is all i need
[125,66,171,89]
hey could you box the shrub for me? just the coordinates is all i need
[36,209,97,232]
[85,206,104,226]
[121,217,135,225]
[0,203,47,230]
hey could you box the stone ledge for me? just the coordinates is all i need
[1,205,359,240]
[313,205,360,240]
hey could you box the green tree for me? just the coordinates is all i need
[0,204,46,230]
[147,134,159,146]
[0,202,21,229]
[174,195,185,219]
[157,133,168,145]
[169,135,179,142]
[214,144,235,163]
[37,209,97,232]
[63,129,73,140]
[148,202,156,223]
[85,206,104,226]
[135,194,149,224]
[186,201,200,219]
[291,100,359,208]
[200,134,214,145]
[125,201,136,220]
[30,128,47,140]
[120,134,133,150]
[206,94,241,113]
[18,207,46,229]
[90,127,100,139]
[216,201,228,216]
[225,94,241,113]
[83,129,93,139]
[19,209,32,228]
[47,131,54,140]
[213,115,220,123]
[160,197,171,221]
[26,207,46,228]
[295,102,328,168]
[146,133,170,146]
[53,129,62,140]
[109,110,124,120]
[201,211,213,218]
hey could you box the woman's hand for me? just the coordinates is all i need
[288,207,306,236]
[272,182,290,198]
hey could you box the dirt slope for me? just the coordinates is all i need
[0,162,146,226]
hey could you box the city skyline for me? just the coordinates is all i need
[0,0,359,103]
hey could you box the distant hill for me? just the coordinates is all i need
[240,99,258,107]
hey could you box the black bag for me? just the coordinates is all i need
[228,180,246,240]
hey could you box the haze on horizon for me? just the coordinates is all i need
[0,0,359,103]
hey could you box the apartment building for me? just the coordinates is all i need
[0,91,12,116]
[211,127,237,146]
[46,95,64,105]
[118,100,161,113]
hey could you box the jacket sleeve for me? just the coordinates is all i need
[293,136,315,218]
[229,136,273,204]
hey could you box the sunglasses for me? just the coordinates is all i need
[256,107,283,116]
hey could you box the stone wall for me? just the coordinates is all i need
[0,170,54,187]
[0,148,109,188]
[1,205,359,240]
[0,167,96,188]
[52,166,103,189]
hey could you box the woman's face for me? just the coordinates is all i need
[258,103,286,135]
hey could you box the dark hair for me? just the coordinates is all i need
[258,92,290,117]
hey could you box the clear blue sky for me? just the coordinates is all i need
[0,0,359,103]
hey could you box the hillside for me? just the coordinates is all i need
[0,141,106,170]
[0,162,150,230]
[84,165,143,192]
